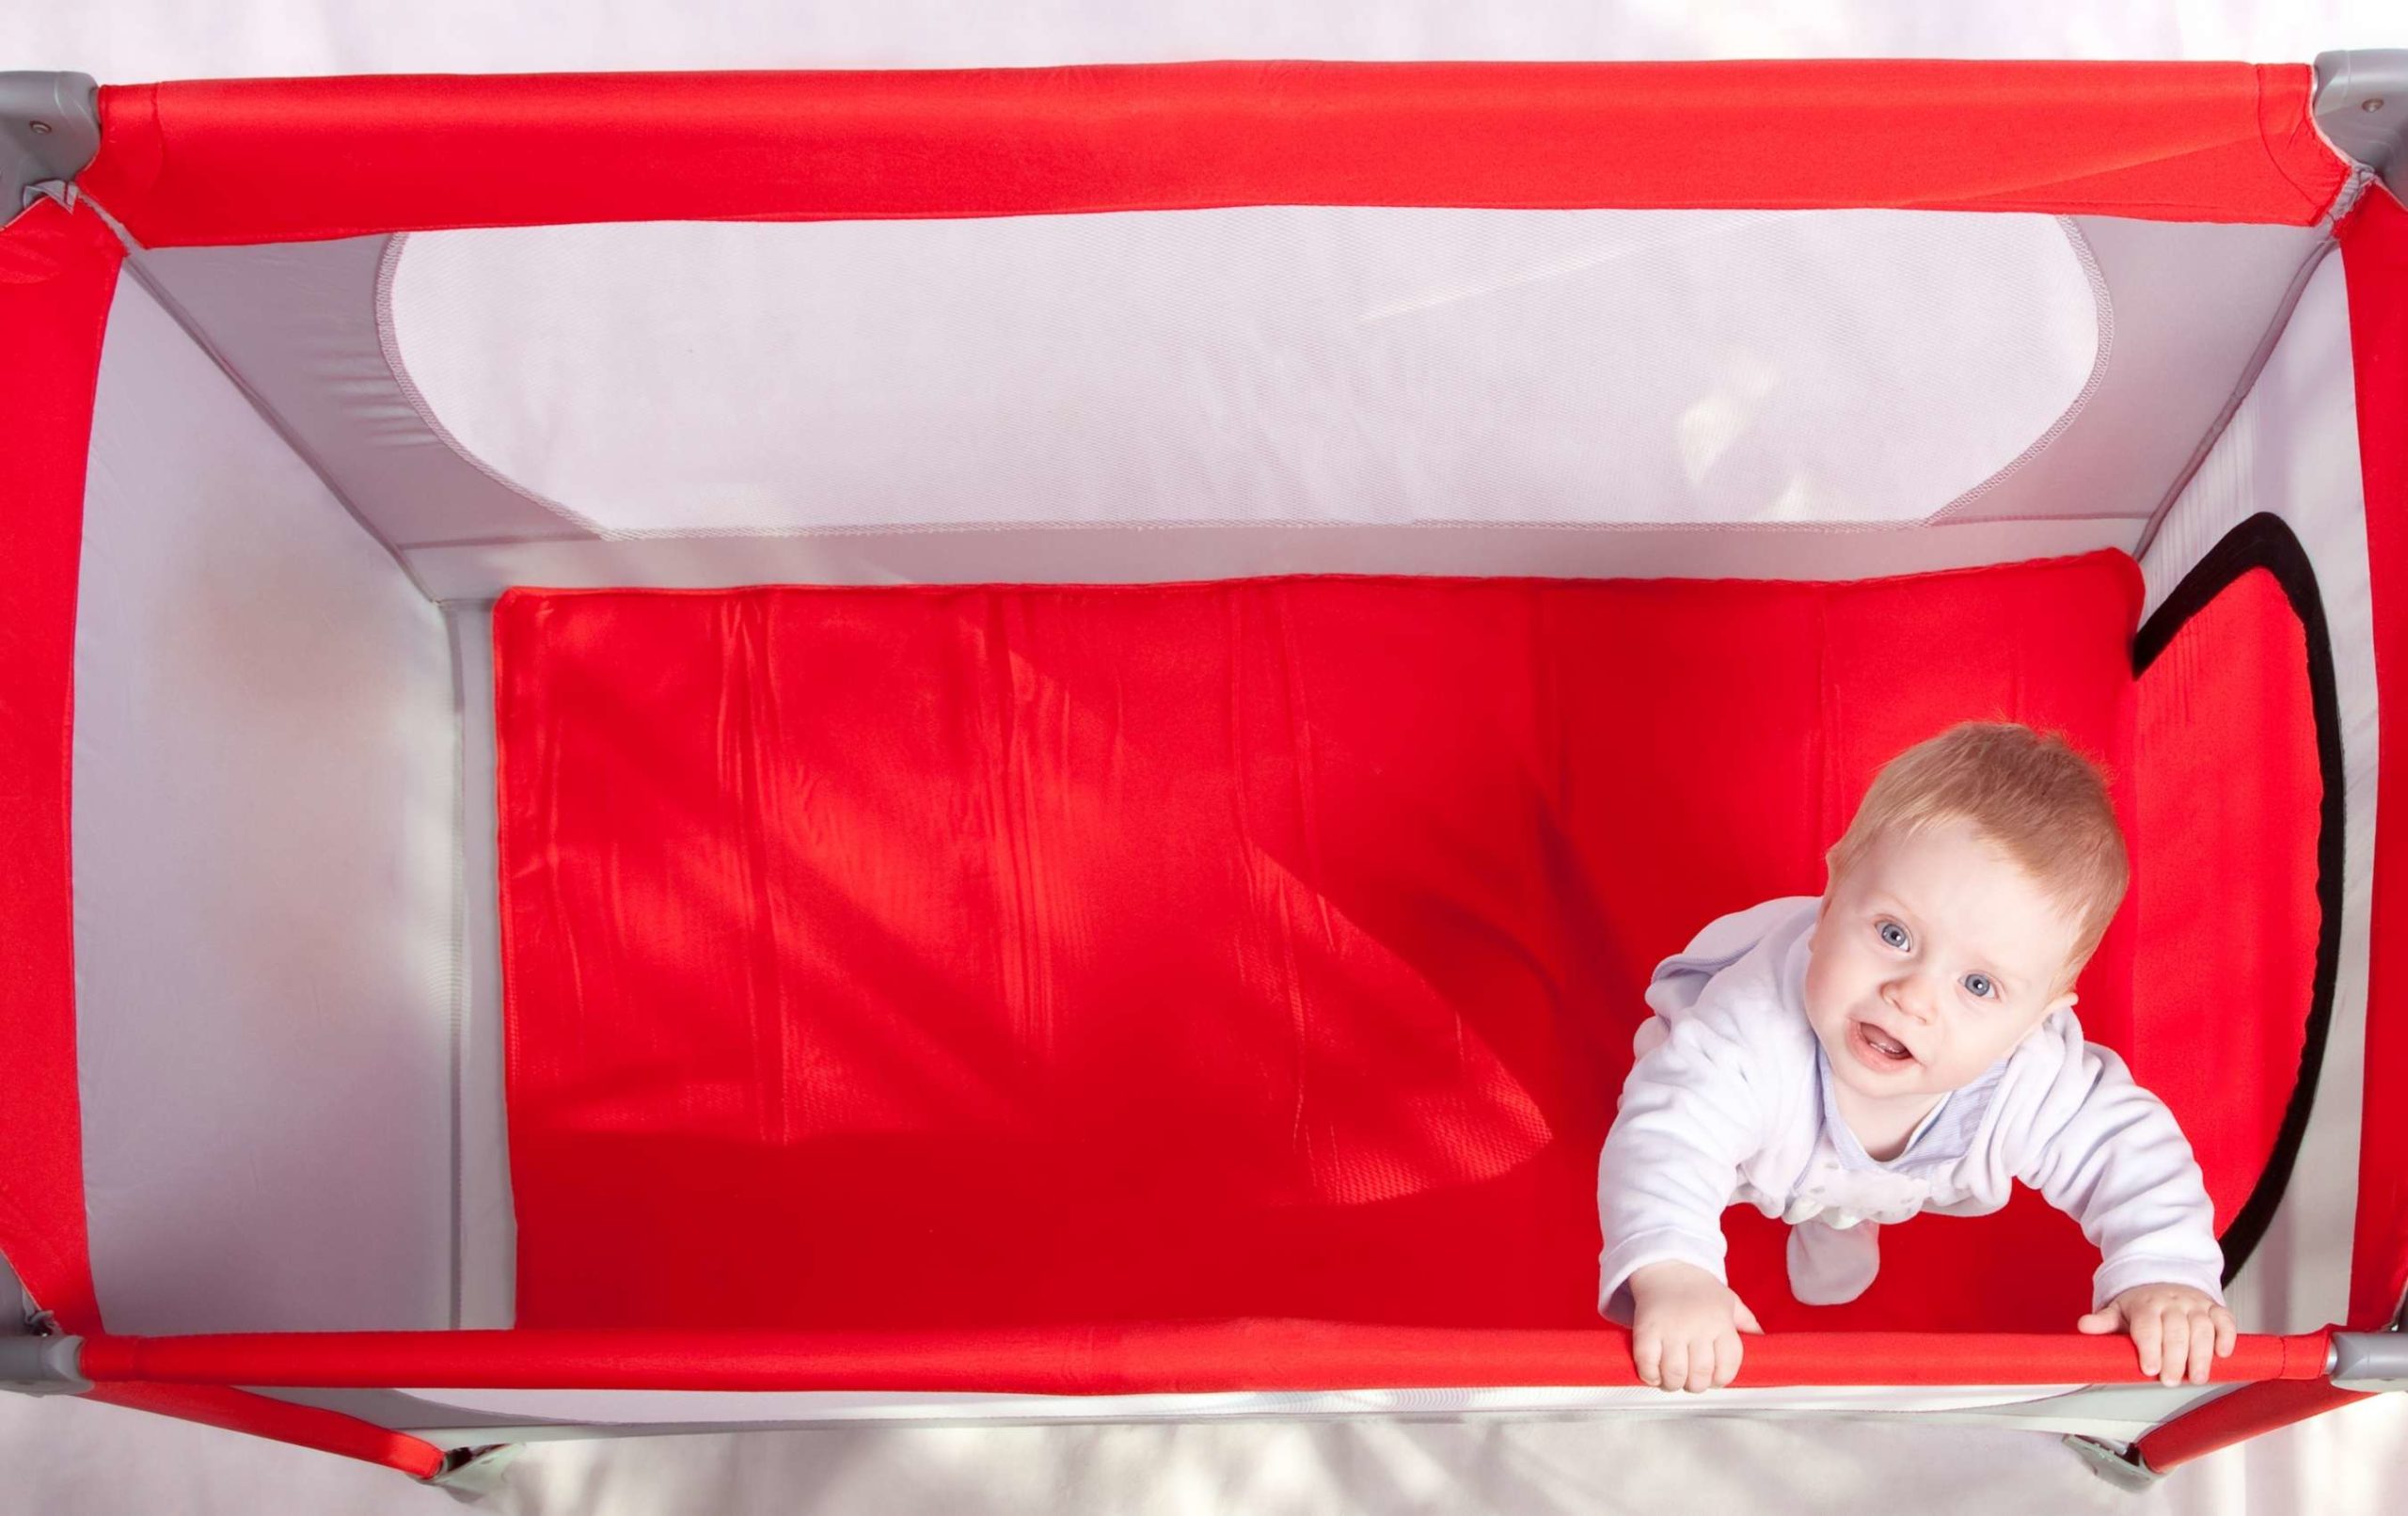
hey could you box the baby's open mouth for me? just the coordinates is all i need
[1849,1019,1916,1067]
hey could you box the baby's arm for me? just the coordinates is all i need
[2007,1033,2235,1385]
[1598,1011,1775,1392]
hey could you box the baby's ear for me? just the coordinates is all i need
[2013,990,2079,1052]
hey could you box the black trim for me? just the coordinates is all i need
[2132,513,2347,1287]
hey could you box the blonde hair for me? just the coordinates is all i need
[1826,721,2130,974]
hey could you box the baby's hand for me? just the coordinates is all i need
[1626,1260,1764,1393]
[2077,1285,2238,1386]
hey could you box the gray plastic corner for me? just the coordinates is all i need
[2064,1433,2162,1492]
[0,1334,90,1398]
[0,1246,28,1328]
[2315,51,2408,204]
[2329,1331,2408,1393]
[425,1444,521,1501]
[2,71,101,214]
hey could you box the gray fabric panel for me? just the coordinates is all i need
[244,1381,2223,1446]
[246,1387,547,1436]
[257,1382,2072,1431]
[72,272,460,1334]
[128,234,577,550]
[1941,216,2329,526]
[404,515,2143,601]
[122,214,2321,578]
[447,604,516,1330]
[0,1250,28,1328]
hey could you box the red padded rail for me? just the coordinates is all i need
[86,1383,445,1480]
[76,1324,2333,1393]
[2134,1377,2371,1474]
[2343,187,2408,1330]
[79,61,2349,247]
[0,197,121,1334]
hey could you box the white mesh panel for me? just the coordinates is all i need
[2139,248,2372,1336]
[73,274,459,1334]
[383,208,2104,535]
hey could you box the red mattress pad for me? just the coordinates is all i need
[493,552,2305,1347]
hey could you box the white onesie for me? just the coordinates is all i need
[1596,895,2226,1322]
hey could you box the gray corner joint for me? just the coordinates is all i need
[2315,51,2408,206]
[2064,1433,2161,1492]
[2,71,101,214]
[426,1444,523,1501]
[0,1334,91,1398]
[2330,1330,2408,1393]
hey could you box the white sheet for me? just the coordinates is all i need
[71,273,459,1334]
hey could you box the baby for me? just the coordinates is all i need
[1597,721,2236,1393]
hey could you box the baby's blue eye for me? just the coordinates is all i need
[1963,972,1995,1000]
[1877,921,1909,950]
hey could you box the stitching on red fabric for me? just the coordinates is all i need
[2255,66,2342,221]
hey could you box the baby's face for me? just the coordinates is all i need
[1803,814,2085,1103]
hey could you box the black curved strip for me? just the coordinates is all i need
[2131,512,2346,1287]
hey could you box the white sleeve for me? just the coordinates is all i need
[2001,1026,2226,1310]
[1596,1003,1777,1324]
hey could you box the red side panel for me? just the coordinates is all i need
[0,198,121,1334]
[2344,188,2408,1330]
[81,61,2347,249]
[2133,566,2323,1232]
[496,557,2149,1349]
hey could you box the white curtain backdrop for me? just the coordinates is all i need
[0,1,2395,79]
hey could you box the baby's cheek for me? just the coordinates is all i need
[1800,955,1844,1024]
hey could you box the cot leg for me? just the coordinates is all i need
[2129,1380,2369,1478]
[2072,1328,2406,1482]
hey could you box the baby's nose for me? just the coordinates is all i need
[1886,976,1939,1020]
